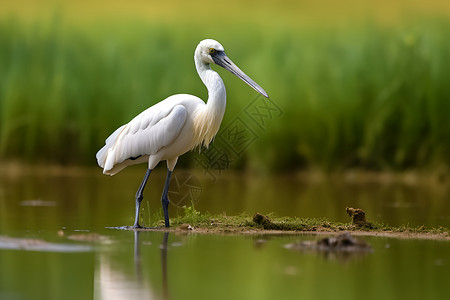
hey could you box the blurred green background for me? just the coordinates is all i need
[1,0,449,173]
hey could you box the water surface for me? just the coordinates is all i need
[0,167,448,229]
[1,229,449,300]
[0,167,449,299]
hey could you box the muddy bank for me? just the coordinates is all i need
[138,209,450,240]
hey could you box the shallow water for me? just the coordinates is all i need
[0,167,449,299]
[1,167,449,229]
[1,229,449,300]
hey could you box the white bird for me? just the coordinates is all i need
[96,39,269,228]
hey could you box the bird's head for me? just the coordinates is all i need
[196,39,225,65]
[195,39,269,98]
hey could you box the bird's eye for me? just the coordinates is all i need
[209,48,216,54]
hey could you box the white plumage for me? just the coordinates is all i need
[96,39,268,228]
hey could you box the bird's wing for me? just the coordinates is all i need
[98,103,188,172]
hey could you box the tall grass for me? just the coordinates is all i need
[252,23,450,171]
[0,18,449,171]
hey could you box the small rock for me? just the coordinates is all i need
[346,207,372,228]
[253,213,271,226]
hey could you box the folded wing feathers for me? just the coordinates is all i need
[96,104,187,173]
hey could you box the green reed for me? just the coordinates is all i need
[0,18,449,171]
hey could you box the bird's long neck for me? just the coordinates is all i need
[192,57,227,148]
[195,60,227,114]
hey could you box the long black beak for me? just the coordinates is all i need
[212,51,269,98]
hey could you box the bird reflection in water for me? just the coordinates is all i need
[95,231,171,300]
[134,231,170,300]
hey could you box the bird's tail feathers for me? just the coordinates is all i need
[96,146,109,168]
[96,124,127,171]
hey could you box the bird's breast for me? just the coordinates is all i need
[191,106,224,149]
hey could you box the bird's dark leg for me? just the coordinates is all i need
[133,169,152,228]
[161,169,172,228]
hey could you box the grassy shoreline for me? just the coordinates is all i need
[143,210,450,240]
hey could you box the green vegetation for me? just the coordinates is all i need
[167,210,449,238]
[0,14,449,172]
